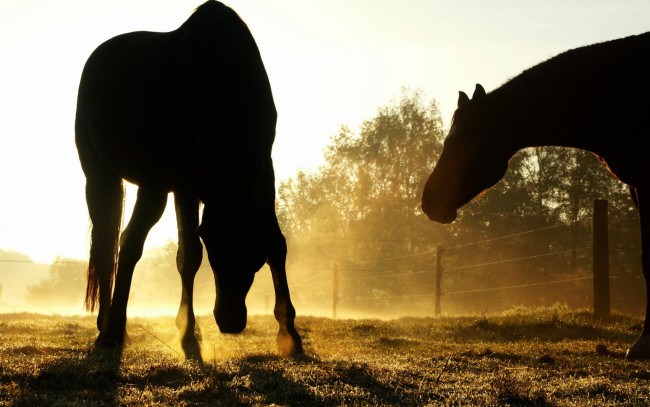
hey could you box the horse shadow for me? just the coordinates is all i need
[9,348,122,406]
[448,312,638,346]
[220,354,321,405]
[196,353,416,406]
[8,345,424,405]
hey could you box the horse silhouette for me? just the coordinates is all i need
[75,0,302,355]
[421,32,650,359]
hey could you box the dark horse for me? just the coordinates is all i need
[421,32,650,359]
[75,0,302,355]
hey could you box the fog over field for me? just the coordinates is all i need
[0,1,648,320]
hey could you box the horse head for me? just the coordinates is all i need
[421,84,510,223]
[200,199,269,334]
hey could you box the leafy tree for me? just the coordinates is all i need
[278,89,448,254]
[277,90,449,309]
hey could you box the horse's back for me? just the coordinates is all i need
[76,1,276,191]
[77,30,175,133]
[76,30,180,186]
[587,33,650,184]
[565,32,650,187]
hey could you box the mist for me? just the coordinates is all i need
[2,90,641,321]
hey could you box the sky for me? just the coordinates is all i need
[1,0,649,264]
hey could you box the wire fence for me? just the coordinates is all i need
[269,220,600,316]
[0,215,612,318]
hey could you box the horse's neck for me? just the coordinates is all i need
[485,77,607,158]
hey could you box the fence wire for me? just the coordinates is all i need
[1,218,604,316]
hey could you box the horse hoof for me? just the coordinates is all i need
[276,329,303,356]
[181,334,199,348]
[180,335,202,361]
[626,335,650,360]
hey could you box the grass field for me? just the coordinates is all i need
[1,305,649,406]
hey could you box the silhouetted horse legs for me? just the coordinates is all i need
[97,187,168,347]
[263,162,302,355]
[173,193,203,346]
[268,217,303,355]
[627,186,650,359]
[86,175,123,335]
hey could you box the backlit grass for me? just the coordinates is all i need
[1,305,649,406]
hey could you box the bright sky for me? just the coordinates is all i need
[1,0,649,264]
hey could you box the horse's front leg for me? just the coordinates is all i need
[267,219,303,355]
[627,186,650,359]
[100,187,168,348]
[174,193,203,347]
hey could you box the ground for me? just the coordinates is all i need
[1,305,649,406]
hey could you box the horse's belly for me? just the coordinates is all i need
[86,95,187,189]
[88,130,170,187]
[86,86,190,188]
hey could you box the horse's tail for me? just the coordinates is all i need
[84,179,124,313]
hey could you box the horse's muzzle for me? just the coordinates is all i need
[215,304,247,334]
[421,200,457,224]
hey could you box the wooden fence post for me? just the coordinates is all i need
[593,199,610,320]
[333,262,340,319]
[435,246,444,315]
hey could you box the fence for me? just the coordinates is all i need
[0,200,618,319]
[268,199,613,319]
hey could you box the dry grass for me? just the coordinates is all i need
[1,305,649,406]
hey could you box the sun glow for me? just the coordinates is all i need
[1,0,649,314]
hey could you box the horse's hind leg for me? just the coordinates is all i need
[626,186,650,359]
[267,217,303,355]
[100,186,168,347]
[85,174,123,336]
[174,192,203,346]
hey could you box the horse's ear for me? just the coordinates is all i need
[473,83,486,100]
[458,91,470,108]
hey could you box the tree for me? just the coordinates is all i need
[277,90,449,310]
[278,89,447,254]
[25,257,86,308]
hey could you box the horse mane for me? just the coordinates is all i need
[492,32,650,106]
[450,31,650,154]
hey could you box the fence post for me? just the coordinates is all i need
[333,262,339,319]
[435,246,444,315]
[593,199,610,320]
